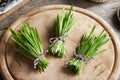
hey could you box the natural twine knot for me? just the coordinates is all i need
[64,50,88,67]
[49,36,65,47]
[33,50,48,69]
[73,50,87,64]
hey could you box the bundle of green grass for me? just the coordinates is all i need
[10,23,49,72]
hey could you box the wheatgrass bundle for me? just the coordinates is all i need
[10,23,49,72]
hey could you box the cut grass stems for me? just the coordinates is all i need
[97,70,105,76]
[65,26,109,75]
[49,6,74,57]
[10,22,49,72]
[95,62,103,68]
[15,58,22,67]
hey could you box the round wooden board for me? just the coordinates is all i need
[0,5,120,80]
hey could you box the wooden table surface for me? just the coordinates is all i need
[0,0,120,80]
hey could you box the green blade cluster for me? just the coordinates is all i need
[66,26,109,74]
[10,22,49,72]
[49,6,74,57]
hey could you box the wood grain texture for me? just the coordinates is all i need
[0,5,120,80]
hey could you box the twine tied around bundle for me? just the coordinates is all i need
[64,50,88,67]
[49,36,65,47]
[33,50,48,69]
[73,50,87,63]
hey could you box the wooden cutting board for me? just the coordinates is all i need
[0,0,29,21]
[0,5,120,80]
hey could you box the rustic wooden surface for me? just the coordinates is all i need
[0,0,120,80]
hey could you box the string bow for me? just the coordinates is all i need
[49,36,65,47]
